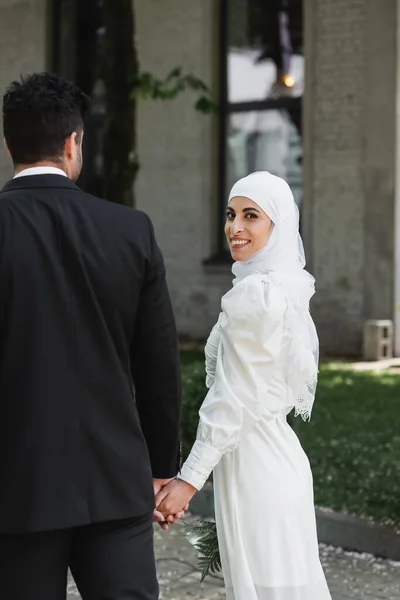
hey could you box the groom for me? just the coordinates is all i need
[0,72,182,599]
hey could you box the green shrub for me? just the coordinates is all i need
[292,364,400,523]
[179,351,400,523]
[180,349,206,458]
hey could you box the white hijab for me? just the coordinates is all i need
[228,171,319,420]
[230,171,307,280]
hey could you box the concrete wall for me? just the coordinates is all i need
[0,0,230,341]
[1,0,398,355]
[303,0,398,355]
[137,0,399,353]
[0,0,50,185]
[135,0,232,338]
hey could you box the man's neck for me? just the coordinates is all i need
[13,164,69,181]
[14,161,65,177]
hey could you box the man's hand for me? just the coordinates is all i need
[153,477,174,496]
[153,478,187,530]
[155,479,197,517]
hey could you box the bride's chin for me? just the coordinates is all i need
[230,251,250,262]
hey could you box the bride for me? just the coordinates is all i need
[156,171,332,600]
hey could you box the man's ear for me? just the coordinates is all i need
[3,137,11,158]
[64,132,76,159]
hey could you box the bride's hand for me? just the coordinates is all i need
[155,479,197,517]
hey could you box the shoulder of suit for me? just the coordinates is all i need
[78,191,152,222]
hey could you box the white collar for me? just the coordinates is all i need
[13,166,68,179]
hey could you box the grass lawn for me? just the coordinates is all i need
[180,349,400,525]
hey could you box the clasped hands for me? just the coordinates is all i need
[153,477,197,531]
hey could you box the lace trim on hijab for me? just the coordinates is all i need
[284,300,318,421]
[258,271,318,421]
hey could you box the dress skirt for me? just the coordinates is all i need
[213,416,331,600]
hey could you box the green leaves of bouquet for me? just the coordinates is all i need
[184,520,221,582]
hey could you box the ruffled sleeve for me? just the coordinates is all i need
[178,275,285,490]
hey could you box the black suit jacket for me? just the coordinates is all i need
[0,174,182,533]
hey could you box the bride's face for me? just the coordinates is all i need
[225,196,273,261]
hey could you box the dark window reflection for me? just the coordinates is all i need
[221,0,303,238]
[53,0,106,196]
[227,0,303,102]
[227,108,302,206]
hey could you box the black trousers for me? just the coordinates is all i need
[0,514,158,600]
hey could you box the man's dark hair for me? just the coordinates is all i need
[2,72,91,165]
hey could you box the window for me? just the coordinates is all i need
[216,0,303,255]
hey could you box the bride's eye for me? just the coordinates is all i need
[226,212,235,220]
[245,213,257,219]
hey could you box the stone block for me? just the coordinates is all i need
[363,319,393,361]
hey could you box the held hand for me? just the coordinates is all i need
[153,477,174,496]
[153,478,188,529]
[153,508,169,531]
[156,479,197,517]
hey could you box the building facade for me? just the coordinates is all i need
[1,0,400,357]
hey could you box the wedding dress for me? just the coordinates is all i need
[179,271,331,600]
[179,171,331,599]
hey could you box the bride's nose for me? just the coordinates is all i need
[231,217,244,235]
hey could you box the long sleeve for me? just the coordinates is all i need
[131,214,182,479]
[178,275,285,490]
[204,313,222,388]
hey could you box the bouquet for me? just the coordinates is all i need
[184,520,221,582]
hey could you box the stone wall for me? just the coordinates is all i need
[0,0,50,185]
[1,0,398,355]
[135,0,232,338]
[303,0,398,355]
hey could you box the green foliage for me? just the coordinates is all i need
[131,67,217,114]
[291,364,400,524]
[180,348,207,458]
[184,520,221,582]
[179,350,400,524]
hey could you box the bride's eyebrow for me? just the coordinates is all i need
[243,207,261,213]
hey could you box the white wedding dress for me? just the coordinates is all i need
[179,273,331,600]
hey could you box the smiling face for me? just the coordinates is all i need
[225,196,273,261]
